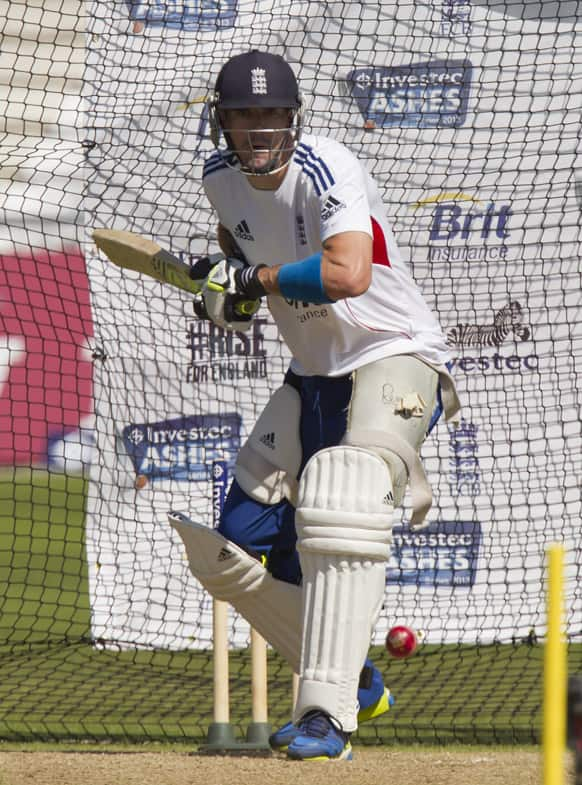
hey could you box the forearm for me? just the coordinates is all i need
[257,233,372,302]
[256,255,332,303]
[257,264,282,295]
[216,230,372,304]
[257,257,366,302]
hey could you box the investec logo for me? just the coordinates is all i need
[411,192,512,263]
[386,520,482,587]
[447,302,538,374]
[346,60,472,129]
[122,414,241,482]
[125,0,237,30]
[135,423,234,445]
[126,426,146,446]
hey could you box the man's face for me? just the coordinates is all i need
[220,107,293,174]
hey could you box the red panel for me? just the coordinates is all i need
[371,216,391,268]
[0,247,93,465]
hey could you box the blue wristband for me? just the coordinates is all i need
[277,252,334,304]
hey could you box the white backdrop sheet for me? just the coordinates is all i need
[84,0,582,648]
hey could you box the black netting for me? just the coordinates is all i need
[0,0,581,745]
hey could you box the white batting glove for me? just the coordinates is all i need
[190,254,262,331]
[203,258,267,300]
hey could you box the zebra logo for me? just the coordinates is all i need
[446,302,531,348]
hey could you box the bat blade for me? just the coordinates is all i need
[92,228,200,295]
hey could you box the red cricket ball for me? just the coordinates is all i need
[385,625,419,658]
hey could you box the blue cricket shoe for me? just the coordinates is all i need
[286,711,353,761]
[269,687,393,753]
[269,660,394,754]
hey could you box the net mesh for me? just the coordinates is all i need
[0,0,581,744]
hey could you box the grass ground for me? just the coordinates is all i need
[0,470,580,746]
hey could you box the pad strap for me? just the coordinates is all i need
[415,357,461,424]
[343,429,433,529]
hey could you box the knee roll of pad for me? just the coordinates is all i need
[295,446,393,561]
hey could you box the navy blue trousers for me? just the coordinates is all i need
[219,369,353,584]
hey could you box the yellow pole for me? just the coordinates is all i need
[544,543,566,785]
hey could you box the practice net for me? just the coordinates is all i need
[0,0,581,744]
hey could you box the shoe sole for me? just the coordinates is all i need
[287,743,353,761]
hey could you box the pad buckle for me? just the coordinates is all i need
[394,393,426,419]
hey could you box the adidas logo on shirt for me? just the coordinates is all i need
[321,195,346,221]
[259,432,276,449]
[233,220,254,241]
[217,547,235,562]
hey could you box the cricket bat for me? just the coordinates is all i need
[92,228,214,294]
[92,228,258,316]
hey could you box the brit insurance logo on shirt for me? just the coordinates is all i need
[346,59,472,128]
[123,0,237,30]
[122,413,241,484]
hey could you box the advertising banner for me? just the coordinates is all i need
[0,247,93,472]
[84,0,581,648]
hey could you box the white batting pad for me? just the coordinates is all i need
[169,512,302,671]
[344,354,440,527]
[349,355,439,451]
[296,446,393,559]
[295,552,386,731]
[235,383,302,506]
[293,446,393,731]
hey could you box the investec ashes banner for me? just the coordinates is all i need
[85,1,581,648]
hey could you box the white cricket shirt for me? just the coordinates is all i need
[203,133,451,377]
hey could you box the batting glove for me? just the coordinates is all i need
[203,257,267,300]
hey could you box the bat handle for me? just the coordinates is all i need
[189,255,217,283]
[236,299,261,317]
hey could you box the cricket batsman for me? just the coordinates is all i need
[172,49,461,761]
